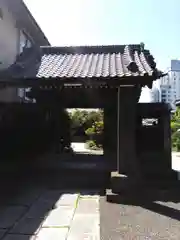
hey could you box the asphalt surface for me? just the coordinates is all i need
[100,188,180,240]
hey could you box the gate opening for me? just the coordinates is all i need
[66,108,104,155]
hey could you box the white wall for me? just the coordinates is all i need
[0,1,20,102]
[0,2,19,69]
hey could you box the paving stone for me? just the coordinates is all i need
[3,234,35,240]
[10,217,42,235]
[25,200,53,218]
[42,206,75,228]
[67,214,100,240]
[75,198,99,215]
[37,227,69,240]
[54,194,79,208]
[0,206,26,229]
[80,194,99,199]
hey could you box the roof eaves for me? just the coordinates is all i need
[40,44,141,55]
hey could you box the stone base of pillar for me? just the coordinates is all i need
[110,172,143,194]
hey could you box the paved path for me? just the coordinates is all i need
[100,188,180,240]
[0,187,100,240]
[71,142,103,155]
[1,150,179,240]
[172,152,180,180]
[172,152,180,170]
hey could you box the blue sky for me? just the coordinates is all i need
[24,0,180,101]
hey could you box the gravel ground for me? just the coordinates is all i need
[100,188,180,240]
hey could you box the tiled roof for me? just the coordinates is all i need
[0,44,163,82]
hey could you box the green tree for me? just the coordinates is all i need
[85,110,103,129]
[171,107,180,151]
[69,109,89,128]
[69,109,103,130]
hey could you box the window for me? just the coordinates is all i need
[19,31,32,53]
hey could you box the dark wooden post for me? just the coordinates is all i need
[104,89,118,170]
[103,106,109,165]
[117,86,141,182]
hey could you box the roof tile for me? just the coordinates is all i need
[1,44,163,81]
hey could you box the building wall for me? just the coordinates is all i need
[0,2,19,69]
[160,84,173,103]
[0,1,32,102]
[171,71,180,100]
[159,73,176,107]
[0,2,19,102]
[166,60,180,104]
[150,86,160,102]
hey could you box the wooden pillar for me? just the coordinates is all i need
[117,86,141,181]
[104,89,118,170]
[103,107,109,164]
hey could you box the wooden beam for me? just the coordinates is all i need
[0,76,154,88]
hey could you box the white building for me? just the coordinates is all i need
[171,60,180,101]
[159,61,180,107]
[0,0,50,102]
[150,86,160,102]
[160,84,173,103]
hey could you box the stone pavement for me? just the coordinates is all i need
[71,142,103,155]
[0,188,100,240]
[172,152,180,180]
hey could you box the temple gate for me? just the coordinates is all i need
[0,44,176,188]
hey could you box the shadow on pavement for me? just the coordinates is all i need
[106,186,180,222]
[0,149,106,239]
[0,174,104,239]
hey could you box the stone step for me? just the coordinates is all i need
[106,187,180,204]
[109,171,180,195]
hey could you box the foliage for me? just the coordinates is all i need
[86,140,97,150]
[171,107,180,151]
[85,120,103,150]
[69,109,89,129]
[85,121,104,136]
[68,109,104,150]
[176,137,180,151]
[86,140,102,150]
[69,109,103,132]
[85,127,94,136]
